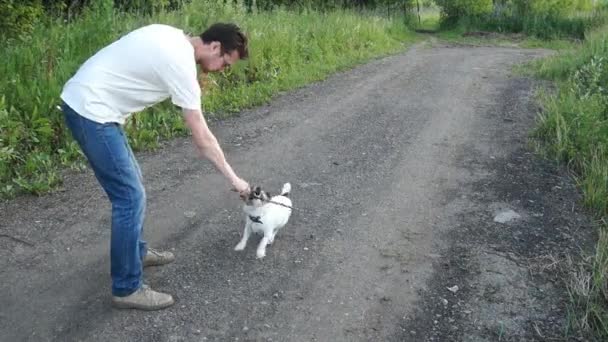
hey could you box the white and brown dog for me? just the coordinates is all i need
[234,183,292,259]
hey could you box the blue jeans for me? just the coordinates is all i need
[62,103,146,297]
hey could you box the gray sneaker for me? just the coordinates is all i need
[112,285,175,311]
[143,248,175,267]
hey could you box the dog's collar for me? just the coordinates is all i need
[249,215,263,224]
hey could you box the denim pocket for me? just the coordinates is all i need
[62,103,88,145]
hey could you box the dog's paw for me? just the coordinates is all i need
[256,250,266,259]
[234,242,246,251]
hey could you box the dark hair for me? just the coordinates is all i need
[200,23,248,60]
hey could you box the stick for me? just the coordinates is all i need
[0,233,34,247]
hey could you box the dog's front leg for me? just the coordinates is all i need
[256,235,270,259]
[234,221,252,251]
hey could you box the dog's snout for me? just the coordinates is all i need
[248,186,263,201]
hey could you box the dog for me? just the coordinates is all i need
[234,183,292,259]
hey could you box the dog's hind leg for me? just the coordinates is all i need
[234,221,252,251]
[268,228,279,245]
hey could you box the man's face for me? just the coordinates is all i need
[201,42,240,73]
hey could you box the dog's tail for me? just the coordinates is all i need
[280,182,291,197]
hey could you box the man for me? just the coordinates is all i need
[60,23,251,310]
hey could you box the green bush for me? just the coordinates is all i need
[570,56,608,99]
[114,0,179,13]
[490,0,595,17]
[434,0,492,21]
[533,26,608,191]
[436,0,603,39]
[0,0,44,39]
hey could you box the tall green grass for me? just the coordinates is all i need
[532,24,608,340]
[0,0,414,197]
[436,0,607,40]
[471,10,605,40]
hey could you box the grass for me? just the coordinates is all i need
[428,1,608,49]
[531,25,608,80]
[529,23,608,340]
[0,0,416,197]
[412,6,580,50]
[433,25,579,50]
[472,10,604,40]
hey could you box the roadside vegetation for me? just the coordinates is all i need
[530,22,608,340]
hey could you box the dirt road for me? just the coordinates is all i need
[0,42,595,341]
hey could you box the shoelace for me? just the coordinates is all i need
[147,249,163,257]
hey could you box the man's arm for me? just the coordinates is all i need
[182,108,249,196]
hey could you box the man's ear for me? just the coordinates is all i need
[211,41,221,54]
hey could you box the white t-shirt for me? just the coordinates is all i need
[61,24,201,124]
